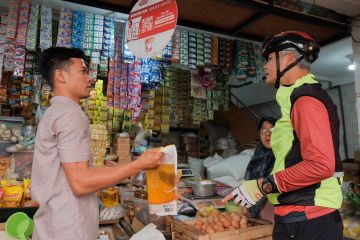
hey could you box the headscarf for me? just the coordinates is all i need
[244,116,277,217]
[244,116,277,180]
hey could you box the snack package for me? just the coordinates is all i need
[147,145,177,216]
[1,180,23,208]
[22,178,38,207]
[343,217,360,239]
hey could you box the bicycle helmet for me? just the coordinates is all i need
[261,31,320,88]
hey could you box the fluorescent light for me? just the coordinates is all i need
[348,64,355,71]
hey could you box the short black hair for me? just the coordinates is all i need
[39,47,85,87]
[257,116,277,132]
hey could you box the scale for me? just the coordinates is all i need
[180,193,226,210]
[177,164,194,178]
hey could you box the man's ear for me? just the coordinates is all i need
[54,69,66,84]
[287,51,297,65]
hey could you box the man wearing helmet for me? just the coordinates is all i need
[223,31,343,239]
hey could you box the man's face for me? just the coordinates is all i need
[259,121,274,149]
[263,52,291,86]
[63,58,92,100]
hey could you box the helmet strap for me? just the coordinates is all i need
[274,52,305,89]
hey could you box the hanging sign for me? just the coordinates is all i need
[126,0,178,58]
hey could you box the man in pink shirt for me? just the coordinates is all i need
[31,47,163,240]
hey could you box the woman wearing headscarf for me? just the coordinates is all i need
[244,116,277,219]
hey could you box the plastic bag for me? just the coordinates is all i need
[343,216,360,239]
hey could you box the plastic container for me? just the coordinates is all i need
[188,157,204,178]
[5,212,34,240]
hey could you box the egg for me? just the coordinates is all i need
[205,226,215,234]
[221,219,231,228]
[231,220,240,229]
[208,216,214,224]
[214,224,223,232]
[240,216,248,225]
[231,214,241,222]
[202,223,208,232]
[195,219,204,228]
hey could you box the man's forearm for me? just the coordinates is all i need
[63,160,144,196]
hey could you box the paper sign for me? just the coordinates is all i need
[126,0,178,58]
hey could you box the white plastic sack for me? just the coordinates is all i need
[203,153,223,168]
[130,223,165,240]
[207,149,254,187]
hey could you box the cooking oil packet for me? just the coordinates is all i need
[147,145,177,216]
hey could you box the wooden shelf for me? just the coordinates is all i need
[99,219,120,225]
[170,127,199,132]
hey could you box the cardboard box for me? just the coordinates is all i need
[354,149,360,162]
[344,175,360,183]
[118,155,131,163]
[113,136,130,161]
[342,162,360,176]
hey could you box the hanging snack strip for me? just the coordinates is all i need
[211,35,219,66]
[26,3,39,51]
[196,33,204,67]
[218,38,226,70]
[71,10,85,49]
[0,13,7,83]
[15,0,30,47]
[225,39,235,71]
[204,34,212,66]
[106,59,115,132]
[171,29,180,63]
[13,46,26,77]
[180,30,188,66]
[19,52,34,108]
[235,40,249,80]
[112,35,124,132]
[102,16,115,58]
[4,0,18,73]
[6,0,18,39]
[127,60,142,119]
[140,58,162,90]
[56,8,72,48]
[40,5,52,50]
[161,76,170,134]
[162,40,172,62]
[188,31,196,70]
[117,63,128,110]
[83,13,94,50]
[93,15,104,51]
[248,43,257,78]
